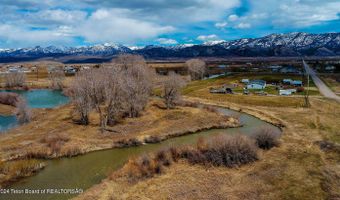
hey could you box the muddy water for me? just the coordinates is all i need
[1,107,281,200]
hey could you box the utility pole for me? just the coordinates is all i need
[303,59,310,107]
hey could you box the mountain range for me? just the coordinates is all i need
[1,32,340,62]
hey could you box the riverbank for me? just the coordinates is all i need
[0,104,15,116]
[0,99,239,187]
[75,97,340,200]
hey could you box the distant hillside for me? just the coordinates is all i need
[1,32,340,62]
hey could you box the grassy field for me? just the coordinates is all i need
[0,99,239,187]
[179,74,322,107]
[320,75,340,94]
[76,97,340,200]
[0,65,75,89]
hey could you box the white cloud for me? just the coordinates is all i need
[197,34,219,42]
[77,9,175,44]
[235,22,251,29]
[27,9,87,25]
[156,38,178,45]
[0,24,74,47]
[228,14,239,22]
[244,0,340,28]
[215,22,228,29]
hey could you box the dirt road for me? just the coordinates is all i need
[303,60,340,102]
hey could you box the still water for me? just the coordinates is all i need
[0,89,69,132]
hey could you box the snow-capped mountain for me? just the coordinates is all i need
[1,32,340,61]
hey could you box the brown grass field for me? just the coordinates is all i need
[320,75,340,94]
[76,96,340,200]
[0,99,238,187]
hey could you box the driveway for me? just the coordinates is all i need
[303,60,340,102]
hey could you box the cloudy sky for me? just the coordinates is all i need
[1,0,340,48]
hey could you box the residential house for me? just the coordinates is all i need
[279,66,301,74]
[241,79,249,84]
[291,80,302,87]
[246,80,266,90]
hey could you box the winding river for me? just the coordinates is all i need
[1,106,281,200]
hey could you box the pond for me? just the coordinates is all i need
[0,89,69,108]
[0,89,69,132]
[0,115,17,132]
[2,107,281,200]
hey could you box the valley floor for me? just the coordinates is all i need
[76,96,340,200]
[0,99,238,187]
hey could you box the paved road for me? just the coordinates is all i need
[303,60,340,102]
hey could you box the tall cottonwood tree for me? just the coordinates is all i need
[70,72,92,125]
[163,71,185,109]
[70,55,154,131]
[186,59,207,80]
[114,54,154,118]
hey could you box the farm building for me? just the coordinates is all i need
[246,80,266,90]
[279,90,292,96]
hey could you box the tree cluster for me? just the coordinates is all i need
[49,68,65,90]
[5,72,26,88]
[185,59,207,80]
[70,55,154,132]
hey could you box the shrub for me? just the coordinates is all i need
[116,138,143,148]
[63,146,83,157]
[0,92,20,106]
[155,149,172,166]
[40,133,70,155]
[252,129,280,150]
[202,135,258,167]
[297,87,305,93]
[15,98,31,124]
[24,147,51,159]
[144,135,162,144]
[202,105,218,113]
[175,100,199,108]
[169,146,181,162]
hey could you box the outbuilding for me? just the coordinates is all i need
[279,90,292,96]
[246,80,266,90]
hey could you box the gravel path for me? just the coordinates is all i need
[303,60,340,102]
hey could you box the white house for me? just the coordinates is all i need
[246,80,266,90]
[241,79,249,84]
[279,90,292,96]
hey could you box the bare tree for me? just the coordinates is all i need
[70,55,154,130]
[5,72,26,88]
[163,72,185,109]
[115,54,154,118]
[104,68,126,126]
[70,72,92,125]
[185,59,207,80]
[15,97,31,124]
[113,54,147,70]
[49,68,65,90]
